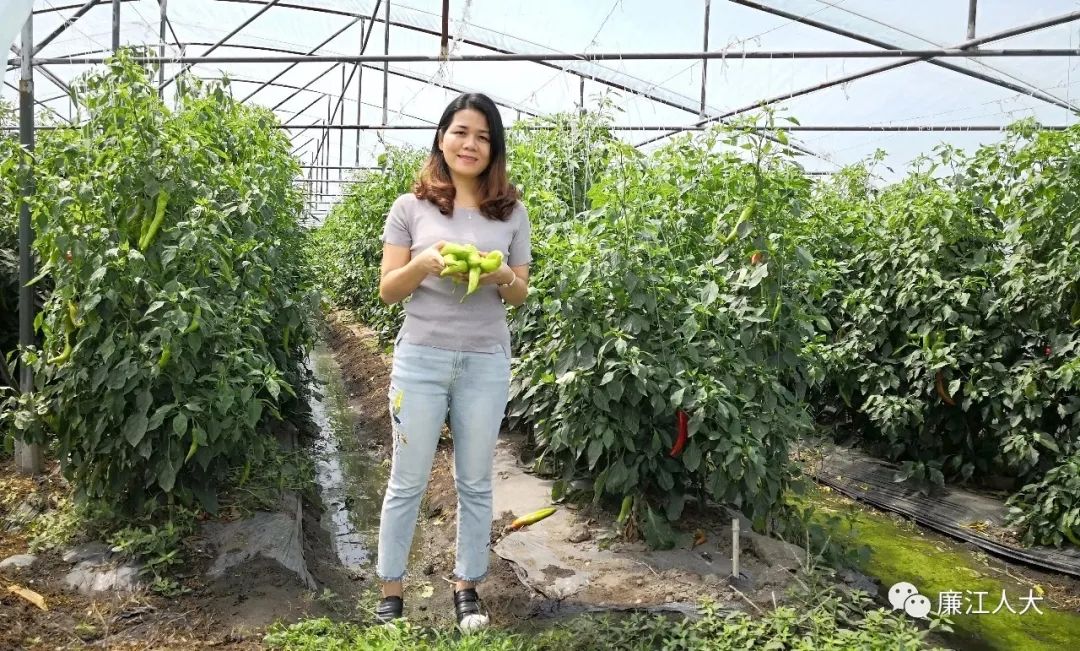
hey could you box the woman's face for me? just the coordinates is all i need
[438,108,491,180]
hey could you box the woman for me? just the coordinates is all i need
[374,92,531,631]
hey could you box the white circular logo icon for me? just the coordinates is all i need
[888,582,919,610]
[904,593,932,619]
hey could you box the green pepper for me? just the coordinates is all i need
[617,495,633,524]
[183,305,202,334]
[441,242,477,259]
[464,266,481,299]
[158,344,171,369]
[139,190,170,251]
[724,200,755,244]
[440,260,468,276]
[48,334,72,365]
[67,300,82,329]
[480,250,503,273]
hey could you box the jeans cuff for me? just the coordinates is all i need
[452,570,489,583]
[377,571,406,582]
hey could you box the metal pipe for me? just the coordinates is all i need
[112,0,120,51]
[33,0,132,13]
[323,99,331,194]
[269,63,341,112]
[239,14,361,103]
[967,0,978,40]
[339,64,346,168]
[215,0,743,123]
[440,0,450,58]
[159,0,283,90]
[17,16,42,475]
[158,0,167,96]
[282,93,325,127]
[272,123,1073,132]
[33,0,101,55]
[638,9,1080,146]
[730,1,1080,114]
[300,165,383,170]
[382,0,390,126]
[12,41,541,117]
[19,48,1080,67]
[291,136,316,155]
[159,0,182,54]
[7,123,1074,133]
[356,23,363,166]
[700,0,711,118]
[7,44,75,111]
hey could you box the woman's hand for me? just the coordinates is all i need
[478,262,516,287]
[409,241,448,276]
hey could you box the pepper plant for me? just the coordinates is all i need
[3,52,315,517]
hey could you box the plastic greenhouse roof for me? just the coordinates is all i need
[4,0,1080,215]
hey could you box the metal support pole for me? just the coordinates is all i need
[967,0,978,40]
[579,76,585,114]
[324,97,331,195]
[21,47,1080,67]
[440,0,450,58]
[112,0,121,51]
[339,64,346,169]
[356,23,363,166]
[17,17,42,476]
[382,0,390,126]
[700,0,711,118]
[159,0,167,96]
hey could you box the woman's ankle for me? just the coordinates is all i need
[454,580,475,593]
[382,581,403,598]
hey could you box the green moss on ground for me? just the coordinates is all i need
[812,491,1080,651]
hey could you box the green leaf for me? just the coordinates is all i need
[172,412,188,437]
[123,413,149,447]
[587,438,604,470]
[700,281,719,307]
[683,440,702,472]
[746,263,769,289]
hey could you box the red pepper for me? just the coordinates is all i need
[670,409,689,457]
[1044,346,1052,357]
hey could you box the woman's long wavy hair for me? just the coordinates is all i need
[414,93,519,221]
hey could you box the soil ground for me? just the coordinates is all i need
[16,308,1067,649]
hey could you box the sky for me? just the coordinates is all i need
[5,0,1080,215]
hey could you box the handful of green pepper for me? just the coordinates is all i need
[439,242,504,301]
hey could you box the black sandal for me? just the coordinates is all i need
[375,595,403,624]
[454,588,489,631]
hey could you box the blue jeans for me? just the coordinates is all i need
[376,340,511,583]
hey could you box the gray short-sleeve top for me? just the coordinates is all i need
[381,193,532,355]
